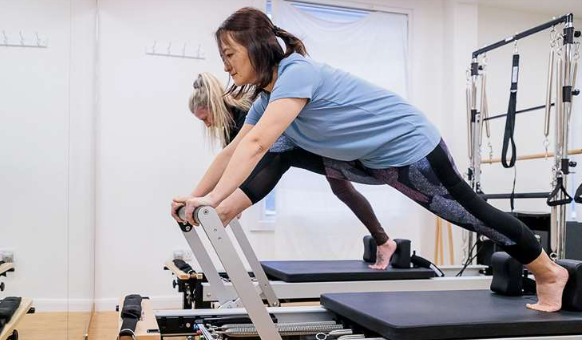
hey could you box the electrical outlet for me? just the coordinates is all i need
[1,251,14,263]
[173,250,184,260]
[173,249,193,261]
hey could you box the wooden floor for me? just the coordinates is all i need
[15,312,190,340]
[88,312,191,340]
[15,312,90,340]
[15,302,319,339]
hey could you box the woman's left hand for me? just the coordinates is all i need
[175,195,218,226]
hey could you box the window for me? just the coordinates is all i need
[257,0,409,229]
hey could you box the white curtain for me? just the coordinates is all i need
[274,0,409,97]
[264,1,417,261]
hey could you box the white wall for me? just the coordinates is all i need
[0,0,96,313]
[68,0,97,312]
[439,0,479,264]
[94,0,261,310]
[93,0,466,310]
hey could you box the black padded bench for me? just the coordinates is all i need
[321,290,582,340]
[261,260,435,283]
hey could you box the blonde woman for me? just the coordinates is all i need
[173,72,396,270]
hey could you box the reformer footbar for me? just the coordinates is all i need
[177,209,279,309]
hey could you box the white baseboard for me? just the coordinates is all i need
[1,296,181,312]
[95,295,182,312]
[30,298,93,312]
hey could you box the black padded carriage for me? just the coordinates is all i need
[321,290,582,340]
[260,260,435,283]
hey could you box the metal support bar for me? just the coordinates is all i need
[552,15,575,260]
[228,218,280,307]
[479,192,550,200]
[195,207,282,340]
[200,274,493,302]
[484,103,555,121]
[472,14,572,58]
[180,222,235,305]
[468,58,481,264]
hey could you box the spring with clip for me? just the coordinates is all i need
[210,320,339,331]
[216,321,345,337]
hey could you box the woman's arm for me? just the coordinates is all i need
[171,124,252,223]
[190,123,253,197]
[182,97,307,225]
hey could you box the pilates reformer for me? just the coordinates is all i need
[111,14,582,340]
[0,262,34,340]
[313,13,582,340]
[163,213,490,310]
[119,205,582,340]
[466,12,582,264]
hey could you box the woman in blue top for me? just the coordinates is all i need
[181,72,393,269]
[173,7,568,312]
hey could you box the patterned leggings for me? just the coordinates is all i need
[239,148,389,245]
[324,139,542,264]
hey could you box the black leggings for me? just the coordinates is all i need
[324,140,542,264]
[239,149,389,245]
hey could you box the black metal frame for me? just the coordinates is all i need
[479,192,550,200]
[472,14,573,58]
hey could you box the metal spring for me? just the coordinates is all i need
[221,321,344,337]
[213,320,339,331]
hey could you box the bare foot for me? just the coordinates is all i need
[526,263,569,312]
[369,239,397,270]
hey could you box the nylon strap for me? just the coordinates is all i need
[547,177,573,206]
[502,54,520,168]
[575,183,582,204]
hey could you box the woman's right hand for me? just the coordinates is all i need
[171,199,186,224]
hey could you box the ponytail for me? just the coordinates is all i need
[216,7,308,100]
[273,25,307,57]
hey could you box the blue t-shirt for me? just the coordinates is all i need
[245,53,441,169]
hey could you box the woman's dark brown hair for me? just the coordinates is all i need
[216,7,307,100]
